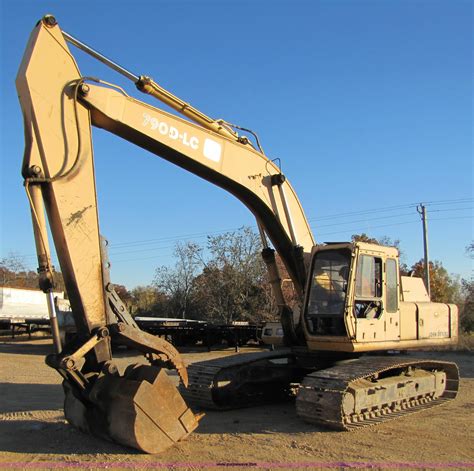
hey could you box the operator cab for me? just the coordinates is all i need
[303,242,400,342]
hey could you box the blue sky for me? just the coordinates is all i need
[1,0,472,288]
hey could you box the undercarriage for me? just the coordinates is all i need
[183,350,459,430]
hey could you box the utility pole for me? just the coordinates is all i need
[417,203,431,298]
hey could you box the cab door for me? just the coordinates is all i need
[354,253,386,342]
[353,253,401,343]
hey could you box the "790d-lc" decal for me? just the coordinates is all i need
[142,112,199,150]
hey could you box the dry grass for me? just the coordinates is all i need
[455,331,474,351]
[429,331,474,352]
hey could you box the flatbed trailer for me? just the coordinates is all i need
[135,317,261,350]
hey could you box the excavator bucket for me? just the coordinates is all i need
[63,364,200,453]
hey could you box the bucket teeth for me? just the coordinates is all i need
[63,364,201,453]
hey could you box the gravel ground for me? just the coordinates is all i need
[0,337,473,470]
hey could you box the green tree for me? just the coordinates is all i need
[460,278,474,332]
[114,284,133,307]
[351,233,379,244]
[129,285,166,317]
[351,234,408,274]
[459,242,474,332]
[411,259,461,304]
[193,227,270,323]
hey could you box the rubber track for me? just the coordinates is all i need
[181,349,293,410]
[296,356,459,430]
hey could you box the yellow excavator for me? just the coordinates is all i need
[16,15,459,453]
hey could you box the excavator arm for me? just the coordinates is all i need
[16,16,202,453]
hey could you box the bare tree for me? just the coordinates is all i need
[0,252,35,288]
[153,242,201,319]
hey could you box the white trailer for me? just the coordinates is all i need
[0,286,66,337]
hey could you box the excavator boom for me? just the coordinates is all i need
[83,82,314,292]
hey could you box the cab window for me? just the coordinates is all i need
[305,248,351,336]
[354,255,383,319]
[386,258,398,312]
[355,255,382,298]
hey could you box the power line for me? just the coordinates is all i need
[59,213,474,263]
[429,207,473,213]
[308,198,472,222]
[422,198,473,207]
[308,203,417,222]
[112,253,175,264]
[430,216,472,222]
[314,206,472,228]
[316,211,418,228]
[318,219,420,237]
[110,226,241,248]
[110,244,175,257]
[318,215,472,238]
[108,202,473,250]
[4,198,472,262]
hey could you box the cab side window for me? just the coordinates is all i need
[354,255,383,319]
[355,255,382,298]
[386,258,398,313]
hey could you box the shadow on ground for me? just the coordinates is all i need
[0,383,63,413]
[0,400,322,455]
[0,340,55,356]
[0,419,136,455]
[193,401,326,435]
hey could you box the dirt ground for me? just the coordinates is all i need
[0,337,473,470]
